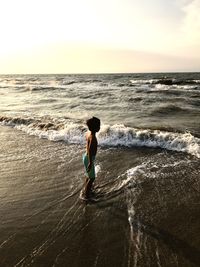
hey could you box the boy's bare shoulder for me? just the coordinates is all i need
[86,132,93,145]
[86,132,97,143]
[86,132,92,140]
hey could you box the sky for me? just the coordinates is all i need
[0,0,199,73]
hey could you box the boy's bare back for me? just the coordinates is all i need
[86,132,98,158]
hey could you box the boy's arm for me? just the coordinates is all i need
[87,136,93,172]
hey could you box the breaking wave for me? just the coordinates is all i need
[1,116,200,158]
[130,78,200,86]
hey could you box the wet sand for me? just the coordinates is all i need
[0,126,199,267]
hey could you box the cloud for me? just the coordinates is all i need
[180,0,200,44]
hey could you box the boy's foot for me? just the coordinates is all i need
[88,190,95,198]
[80,190,89,201]
[79,190,96,201]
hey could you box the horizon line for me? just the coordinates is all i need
[0,71,200,76]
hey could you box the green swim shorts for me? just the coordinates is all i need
[83,153,95,180]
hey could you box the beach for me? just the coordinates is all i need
[0,73,200,266]
[0,125,199,267]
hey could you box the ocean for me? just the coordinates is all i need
[0,73,200,267]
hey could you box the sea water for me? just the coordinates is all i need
[0,73,200,266]
[0,73,200,157]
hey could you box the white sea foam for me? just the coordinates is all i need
[126,164,146,240]
[130,79,158,84]
[95,164,101,177]
[127,165,146,178]
[120,164,146,189]
[108,164,146,194]
[154,84,170,90]
[1,119,200,158]
[97,124,200,158]
[15,123,86,144]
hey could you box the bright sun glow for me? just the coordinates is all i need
[0,0,199,73]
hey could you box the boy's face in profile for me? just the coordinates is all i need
[94,120,100,133]
[96,126,100,133]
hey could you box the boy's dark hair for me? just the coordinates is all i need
[86,117,100,132]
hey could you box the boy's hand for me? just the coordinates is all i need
[87,162,92,172]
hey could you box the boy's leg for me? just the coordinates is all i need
[83,158,95,198]
[84,178,94,198]
[83,177,89,195]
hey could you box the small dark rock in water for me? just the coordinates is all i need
[155,79,173,85]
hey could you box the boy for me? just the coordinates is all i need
[82,117,100,199]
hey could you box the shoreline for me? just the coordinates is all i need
[0,125,199,267]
